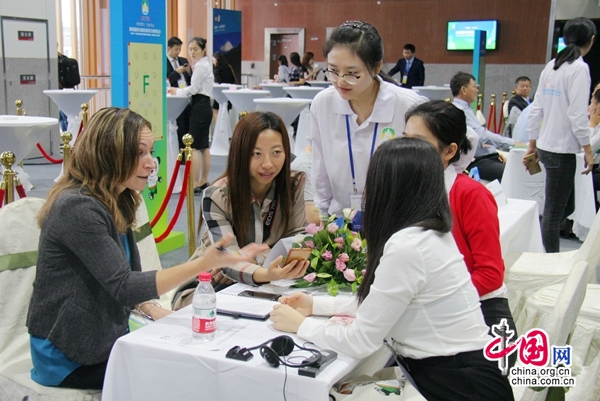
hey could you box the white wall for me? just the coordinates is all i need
[0,0,57,58]
[555,0,600,19]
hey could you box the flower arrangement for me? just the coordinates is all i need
[292,208,367,296]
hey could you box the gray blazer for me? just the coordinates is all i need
[27,189,158,365]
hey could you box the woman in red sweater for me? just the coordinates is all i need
[403,100,516,367]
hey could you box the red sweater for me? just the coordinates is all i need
[449,174,505,297]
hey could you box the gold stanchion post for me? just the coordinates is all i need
[15,100,26,116]
[182,134,196,257]
[1,151,16,205]
[445,98,451,103]
[81,103,89,126]
[511,90,516,98]
[477,93,483,109]
[502,92,507,106]
[61,131,73,169]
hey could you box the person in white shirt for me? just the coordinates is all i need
[270,138,514,401]
[525,18,596,252]
[588,85,600,210]
[170,37,214,193]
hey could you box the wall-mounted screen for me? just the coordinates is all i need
[557,36,566,53]
[447,20,498,50]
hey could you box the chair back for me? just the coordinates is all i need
[0,197,44,370]
[574,210,600,283]
[518,260,588,401]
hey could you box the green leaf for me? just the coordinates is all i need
[316,273,332,278]
[292,279,311,288]
[322,261,333,268]
[327,278,339,296]
[311,249,320,257]
[310,257,319,269]
[351,281,358,294]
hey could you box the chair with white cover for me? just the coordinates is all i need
[505,210,600,320]
[134,196,173,310]
[0,197,102,400]
[512,261,589,401]
[516,278,600,401]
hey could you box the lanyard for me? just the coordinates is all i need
[345,115,378,194]
[262,192,278,243]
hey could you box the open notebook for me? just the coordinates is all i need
[216,283,279,320]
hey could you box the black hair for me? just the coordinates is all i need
[290,52,301,67]
[168,37,183,47]
[554,18,596,70]
[323,20,398,86]
[357,137,452,303]
[189,37,207,51]
[213,52,230,67]
[514,76,531,85]
[450,71,476,97]
[405,100,471,164]
[403,44,416,53]
[593,87,600,103]
[278,55,288,67]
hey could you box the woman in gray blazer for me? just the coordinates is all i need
[26,107,266,390]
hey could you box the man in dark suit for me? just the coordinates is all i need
[507,76,532,113]
[166,37,192,139]
[388,44,425,88]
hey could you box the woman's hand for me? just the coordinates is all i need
[211,268,233,285]
[202,234,269,270]
[169,87,177,95]
[270,304,306,333]
[523,141,538,168]
[279,292,313,316]
[582,145,595,175]
[149,306,172,320]
[252,256,310,284]
[590,108,600,128]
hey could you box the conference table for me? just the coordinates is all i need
[501,147,596,241]
[497,198,544,256]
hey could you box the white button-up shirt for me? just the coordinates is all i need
[176,56,213,98]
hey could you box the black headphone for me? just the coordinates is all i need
[226,335,322,368]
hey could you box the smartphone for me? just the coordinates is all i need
[523,153,542,175]
[237,290,280,301]
[286,248,312,264]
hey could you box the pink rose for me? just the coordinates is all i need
[351,238,362,251]
[305,240,315,249]
[327,222,339,233]
[321,250,333,261]
[335,258,347,271]
[304,273,316,283]
[361,269,366,277]
[306,223,322,235]
[343,269,356,282]
[338,253,350,263]
[334,237,344,245]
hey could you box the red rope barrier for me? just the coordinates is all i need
[15,183,26,199]
[154,159,191,243]
[0,188,4,208]
[150,157,183,228]
[496,101,505,134]
[36,143,63,164]
[487,103,496,132]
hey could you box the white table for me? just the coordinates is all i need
[103,305,357,401]
[0,115,58,190]
[411,86,452,101]
[306,81,333,88]
[283,86,324,100]
[498,198,545,256]
[501,147,596,241]
[254,98,313,154]
[223,89,270,115]
[166,95,190,194]
[43,89,97,145]
[211,84,242,156]
[260,83,289,98]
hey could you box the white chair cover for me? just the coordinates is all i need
[505,210,600,320]
[513,261,589,401]
[134,197,173,310]
[516,282,600,401]
[0,197,101,400]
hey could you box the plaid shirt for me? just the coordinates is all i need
[194,172,306,285]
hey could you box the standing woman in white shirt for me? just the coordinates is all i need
[270,138,514,401]
[311,21,425,225]
[526,18,596,252]
[172,37,214,192]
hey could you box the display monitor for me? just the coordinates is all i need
[447,20,498,50]
[557,36,566,53]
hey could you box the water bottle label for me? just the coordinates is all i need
[192,307,216,334]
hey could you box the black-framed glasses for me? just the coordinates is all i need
[323,69,362,85]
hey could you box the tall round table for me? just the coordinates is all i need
[411,86,452,101]
[223,89,270,115]
[211,84,242,156]
[259,83,288,98]
[283,86,324,100]
[43,89,98,145]
[0,115,58,190]
[166,95,191,194]
[253,98,312,153]
[306,81,332,88]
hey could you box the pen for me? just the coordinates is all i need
[216,246,247,258]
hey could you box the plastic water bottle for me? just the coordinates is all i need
[192,272,216,341]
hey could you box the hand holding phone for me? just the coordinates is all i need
[523,153,541,175]
[285,248,312,263]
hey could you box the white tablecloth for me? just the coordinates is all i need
[501,148,596,241]
[498,198,544,256]
[103,306,358,401]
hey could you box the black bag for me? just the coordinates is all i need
[58,55,80,88]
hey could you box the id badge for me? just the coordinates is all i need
[402,75,408,85]
[349,193,363,231]
[178,78,187,88]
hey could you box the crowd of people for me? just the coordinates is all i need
[25,16,598,400]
